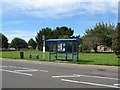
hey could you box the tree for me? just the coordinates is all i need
[82,34,101,52]
[0,33,9,48]
[10,37,28,49]
[82,22,115,52]
[112,23,120,56]
[28,38,37,49]
[54,26,74,38]
[36,26,74,51]
[58,35,70,39]
[36,27,53,51]
[80,44,90,52]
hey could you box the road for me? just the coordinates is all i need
[1,58,120,88]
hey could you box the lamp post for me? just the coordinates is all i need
[42,35,45,60]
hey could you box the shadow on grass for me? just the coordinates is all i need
[78,60,94,63]
[55,59,94,63]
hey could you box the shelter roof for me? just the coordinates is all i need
[46,38,81,42]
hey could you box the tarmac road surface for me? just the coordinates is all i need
[1,58,119,88]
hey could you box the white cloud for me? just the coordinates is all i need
[2,1,118,19]
[3,30,37,43]
[6,30,36,37]
[6,34,34,37]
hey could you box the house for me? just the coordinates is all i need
[97,45,112,52]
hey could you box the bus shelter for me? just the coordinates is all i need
[46,38,81,62]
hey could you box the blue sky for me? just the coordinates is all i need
[1,0,118,43]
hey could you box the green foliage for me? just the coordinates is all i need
[28,38,37,49]
[36,27,53,51]
[54,26,74,38]
[10,37,28,49]
[82,22,115,52]
[80,44,90,52]
[58,35,70,39]
[0,33,9,48]
[36,26,74,51]
[112,23,120,55]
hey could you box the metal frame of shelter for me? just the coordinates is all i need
[46,38,81,62]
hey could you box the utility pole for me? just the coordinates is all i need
[42,35,45,60]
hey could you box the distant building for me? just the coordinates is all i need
[97,45,112,52]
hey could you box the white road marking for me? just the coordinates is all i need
[15,69,48,72]
[8,65,48,72]
[52,74,118,80]
[0,66,8,68]
[52,75,80,78]
[8,66,33,70]
[15,69,39,72]
[39,70,48,72]
[73,74,118,80]
[1,65,48,76]
[0,69,32,76]
[114,84,120,86]
[61,79,120,88]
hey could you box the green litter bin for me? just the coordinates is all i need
[20,52,24,59]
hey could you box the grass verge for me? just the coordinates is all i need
[0,50,119,66]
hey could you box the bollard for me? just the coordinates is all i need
[20,52,24,59]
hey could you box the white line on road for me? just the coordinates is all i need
[15,69,39,72]
[52,74,118,80]
[52,75,80,78]
[73,74,118,80]
[8,66,34,70]
[9,65,48,72]
[1,65,48,73]
[39,70,48,72]
[0,69,32,76]
[15,69,48,72]
[61,79,120,88]
[114,84,120,87]
[0,66,8,68]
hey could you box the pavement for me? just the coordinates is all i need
[0,58,120,88]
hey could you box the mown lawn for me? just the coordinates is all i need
[0,50,119,66]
